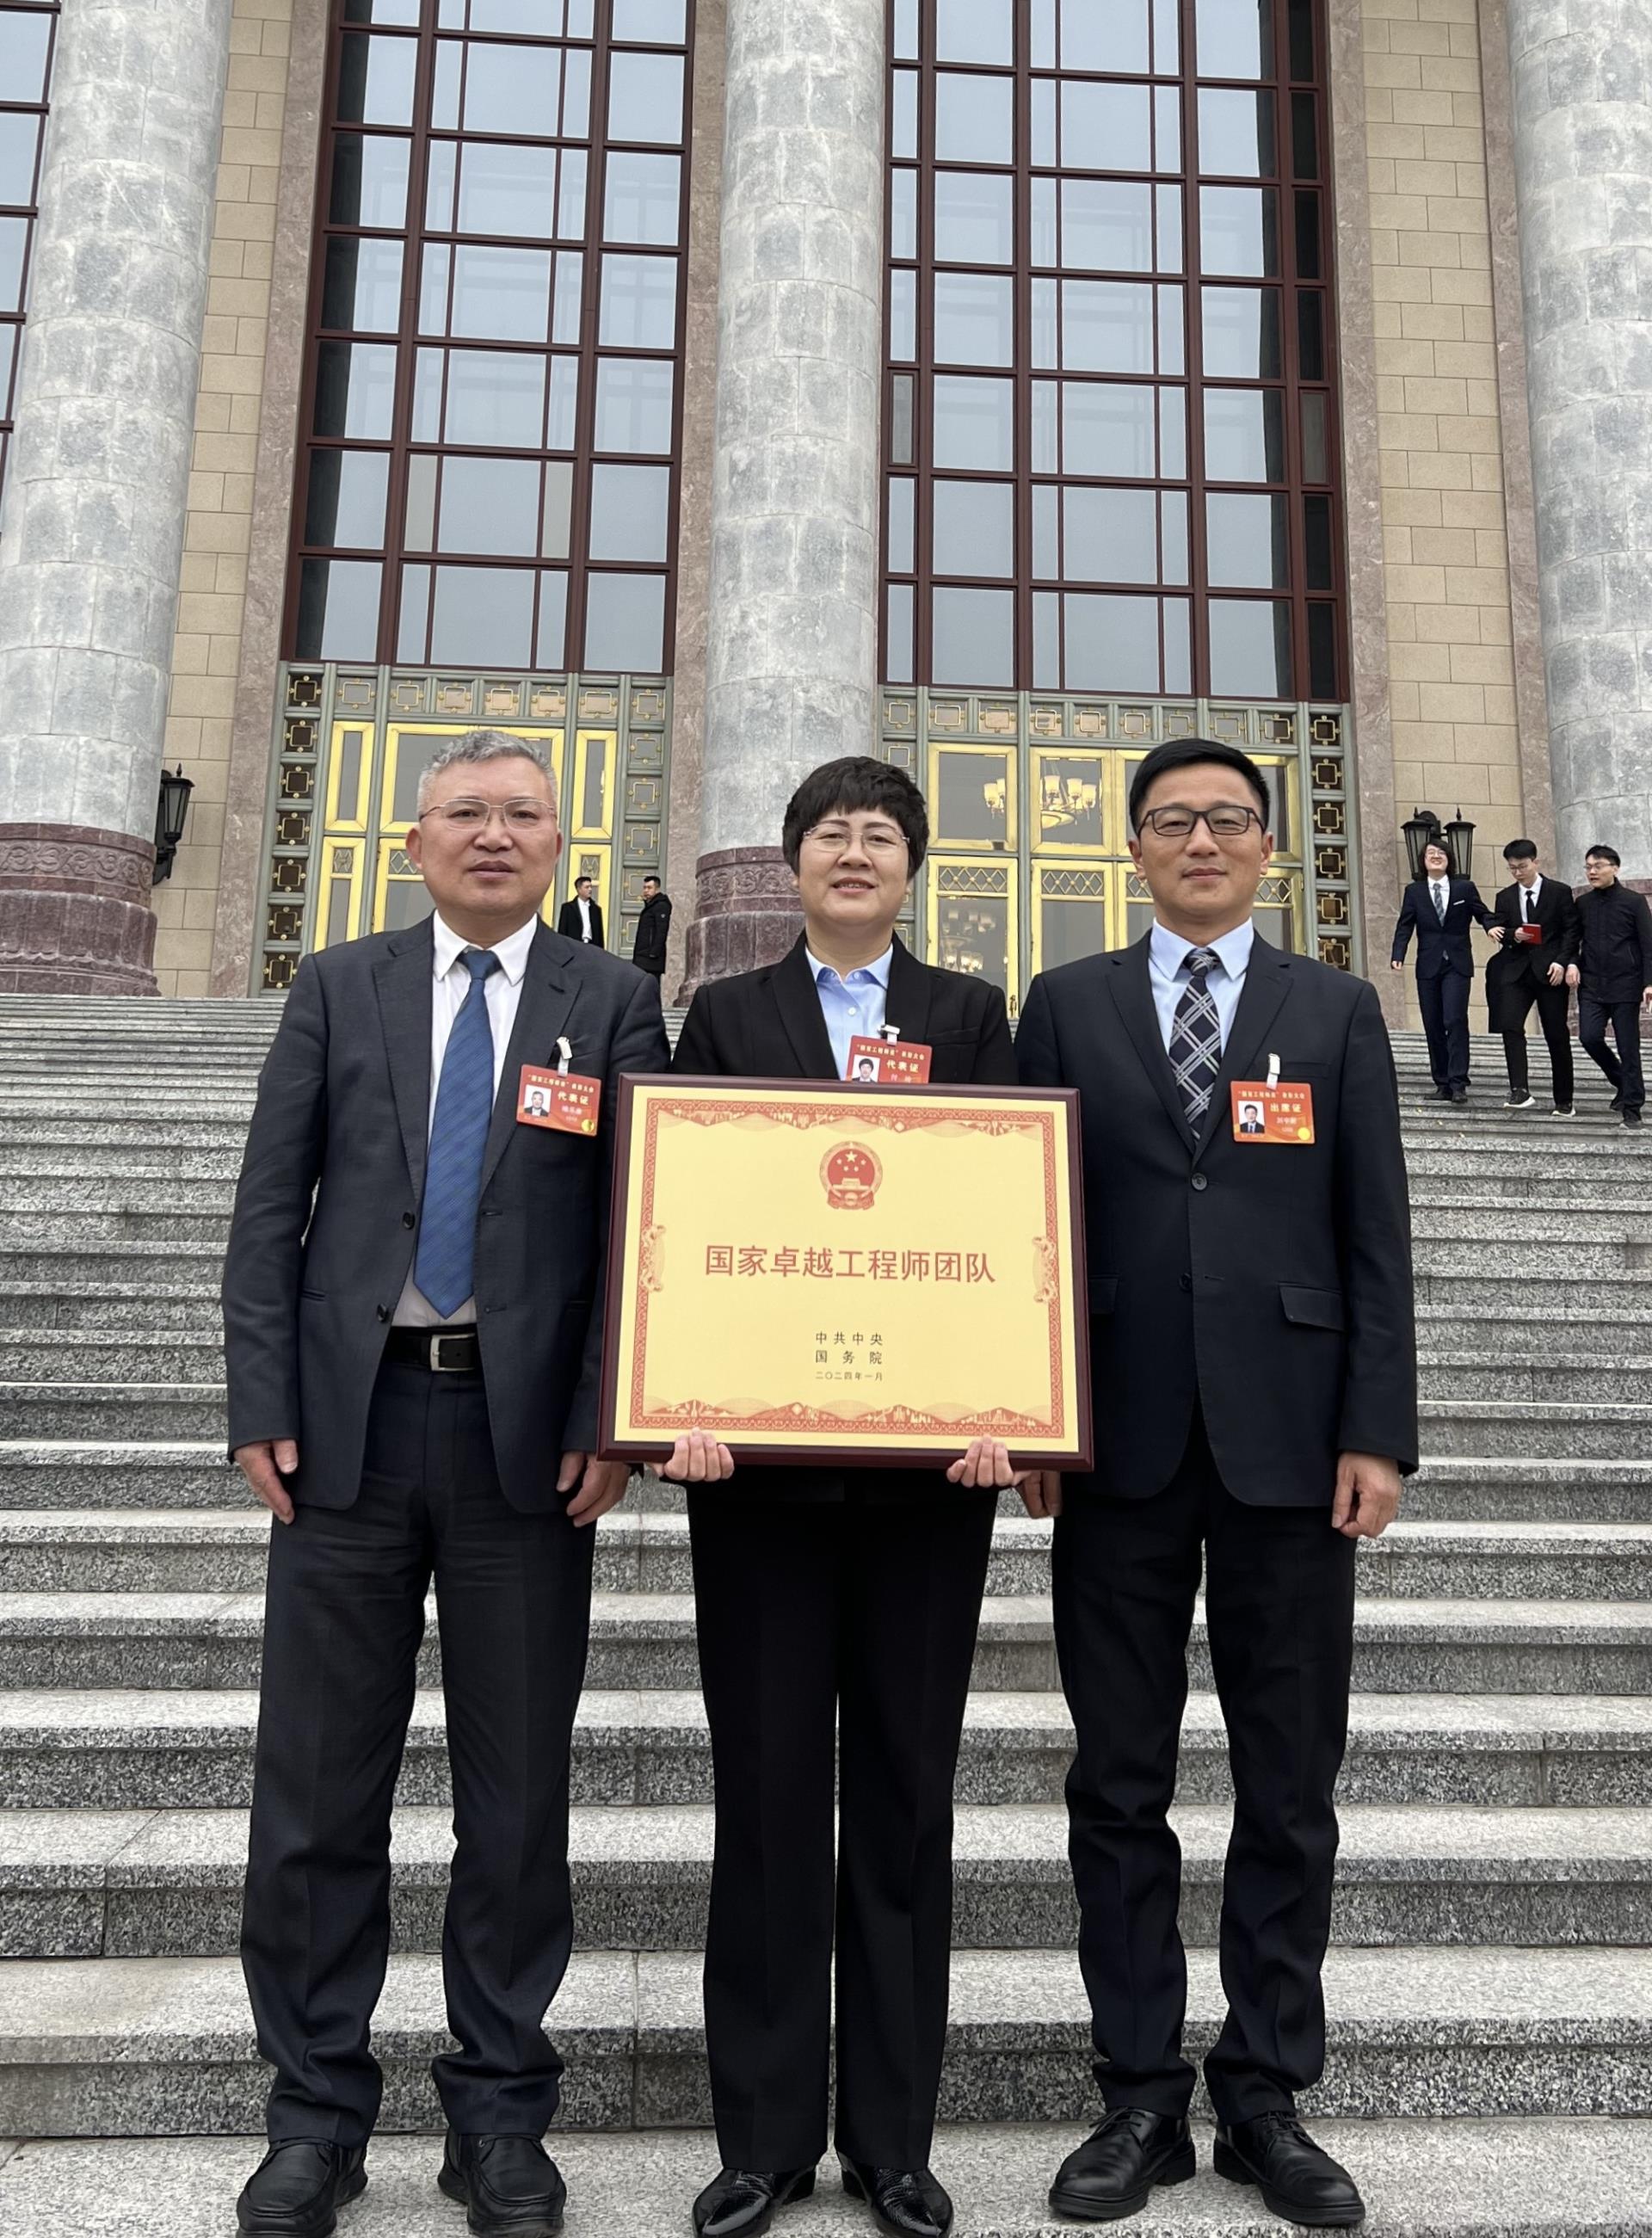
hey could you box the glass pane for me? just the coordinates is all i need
[1200,186,1279,276]
[1032,275,1057,368]
[464,0,565,24]
[1298,287,1325,378]
[891,372,915,465]
[1202,286,1281,376]
[1032,589,1059,686]
[936,74,1014,165]
[1032,0,1055,65]
[1292,90,1319,178]
[1288,0,1315,78]
[419,242,451,333]
[1063,487,1157,584]
[933,480,1014,577]
[1063,0,1148,71]
[589,461,671,560]
[311,341,397,438]
[444,347,547,446]
[1308,601,1336,698]
[562,46,592,137]
[1041,897,1109,971]
[891,268,917,361]
[537,572,569,668]
[336,31,416,127]
[1062,180,1153,272]
[439,456,540,555]
[1159,386,1187,477]
[1163,596,1191,690]
[934,171,1014,265]
[1032,485,1058,576]
[1204,386,1285,479]
[595,357,674,452]
[1301,389,1328,481]
[404,453,435,548]
[1153,0,1180,72]
[0,115,40,207]
[1063,382,1156,476]
[462,42,561,137]
[1156,185,1183,270]
[933,375,1014,470]
[605,150,681,244]
[305,448,389,548]
[936,0,1013,64]
[613,0,687,38]
[888,478,915,573]
[1031,77,1056,167]
[1207,491,1289,586]
[894,0,920,59]
[552,250,583,342]
[410,348,442,441]
[1064,592,1160,692]
[1032,379,1058,472]
[936,749,1012,839]
[886,583,915,684]
[1209,598,1291,695]
[893,70,919,160]
[430,36,461,126]
[934,271,1014,367]
[329,133,410,228]
[1304,491,1333,589]
[1157,283,1185,373]
[450,245,552,341]
[1032,176,1057,266]
[1062,83,1150,171]
[891,169,919,259]
[1161,490,1189,583]
[599,252,677,347]
[608,51,685,143]
[1062,281,1155,374]
[425,138,457,230]
[1199,89,1276,177]
[321,237,404,332]
[1154,84,1181,171]
[1039,756,1104,845]
[0,326,15,414]
[1296,188,1322,278]
[1196,0,1274,78]
[934,586,1014,685]
[542,459,574,558]
[558,145,588,237]
[295,558,381,660]
[430,565,534,665]
[0,11,52,104]
[457,142,558,237]
[549,355,578,447]
[935,888,1009,990]
[584,571,666,671]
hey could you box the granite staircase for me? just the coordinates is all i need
[0,995,1648,2231]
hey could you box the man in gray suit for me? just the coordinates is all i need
[223,730,669,2238]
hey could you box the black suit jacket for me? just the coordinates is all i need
[672,932,1017,1501]
[632,892,672,974]
[1485,877,1580,1027]
[1576,882,1652,1002]
[1016,934,1418,1507]
[558,897,604,946]
[222,917,670,1511]
[1390,875,1495,979]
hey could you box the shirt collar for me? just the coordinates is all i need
[431,911,537,988]
[806,943,893,989]
[1149,918,1255,982]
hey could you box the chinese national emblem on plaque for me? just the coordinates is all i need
[821,1141,883,1211]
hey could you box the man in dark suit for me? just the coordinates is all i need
[1567,843,1652,1129]
[556,873,603,946]
[1486,838,1581,1115]
[632,874,672,977]
[1017,738,1417,2231]
[223,730,669,2238]
[664,756,1018,2238]
[1390,836,1496,1101]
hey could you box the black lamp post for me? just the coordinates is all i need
[153,765,194,885]
[1444,809,1476,885]
[1402,806,1443,881]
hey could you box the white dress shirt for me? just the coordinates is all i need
[1521,875,1542,922]
[1147,918,1255,1055]
[394,912,538,1327]
[806,944,892,1076]
[576,897,595,941]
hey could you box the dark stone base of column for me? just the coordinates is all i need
[679,847,802,999]
[0,825,159,996]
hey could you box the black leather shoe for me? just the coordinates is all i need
[1048,2110,1195,2221]
[1611,1093,1625,1111]
[839,2156,952,2238]
[692,2166,816,2238]
[1213,2113,1365,2228]
[1624,1109,1644,1129]
[438,2134,566,2235]
[237,2142,367,2236]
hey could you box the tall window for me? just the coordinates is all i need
[288,0,693,675]
[0,1,58,518]
[884,0,1341,701]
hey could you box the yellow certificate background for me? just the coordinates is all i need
[604,1082,1088,1462]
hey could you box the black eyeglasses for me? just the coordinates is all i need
[1138,804,1266,840]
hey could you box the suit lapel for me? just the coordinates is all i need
[769,935,840,1079]
[479,923,580,1195]
[373,917,437,1197]
[1191,940,1295,1170]
[1106,936,1198,1156]
[885,934,934,1048]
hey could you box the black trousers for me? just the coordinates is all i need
[242,1360,595,2145]
[1416,967,1470,1089]
[1051,1414,1357,2126]
[687,1489,996,2170]
[1501,974,1574,1105]
[1580,992,1645,1114]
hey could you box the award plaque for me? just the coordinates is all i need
[600,1077,1092,1467]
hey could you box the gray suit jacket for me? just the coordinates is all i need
[221,916,670,1511]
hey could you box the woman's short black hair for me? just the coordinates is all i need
[781,756,929,873]
[1126,737,1272,831]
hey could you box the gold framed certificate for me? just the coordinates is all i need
[600,1077,1092,1467]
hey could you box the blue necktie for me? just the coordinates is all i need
[413,948,501,1317]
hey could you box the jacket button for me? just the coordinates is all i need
[1191,1173,1209,1192]
[402,1211,416,1229]
[376,1304,390,1322]
[1179,1272,1192,1292]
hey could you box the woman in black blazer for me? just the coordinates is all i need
[666,757,1020,2238]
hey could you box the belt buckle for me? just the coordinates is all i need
[429,1331,471,1373]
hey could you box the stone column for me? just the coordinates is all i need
[1505,0,1652,877]
[0,0,234,993]
[684,0,885,988]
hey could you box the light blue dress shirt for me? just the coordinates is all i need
[1147,919,1255,1054]
[807,944,892,1077]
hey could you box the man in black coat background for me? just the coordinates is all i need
[556,872,604,946]
[1389,835,1496,1101]
[631,873,672,978]
[1017,738,1417,2231]
[1485,837,1581,1114]
[1567,843,1652,1128]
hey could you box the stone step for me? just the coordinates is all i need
[3,2120,1648,2238]
[4,1686,1646,1810]
[1,1944,1647,2131]
[0,1283,221,1331]
[6,1802,1649,1961]
[0,1588,1647,1696]
[1420,1400,1652,1459]
[3,1509,1647,1605]
[0,1445,238,1509]
[0,1242,226,1288]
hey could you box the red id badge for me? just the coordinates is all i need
[1230,1080,1315,1144]
[517,1063,601,1136]
[846,1033,933,1084]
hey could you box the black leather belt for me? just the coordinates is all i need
[385,1324,481,1373]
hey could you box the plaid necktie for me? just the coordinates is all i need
[413,947,501,1316]
[1168,947,1223,1129]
